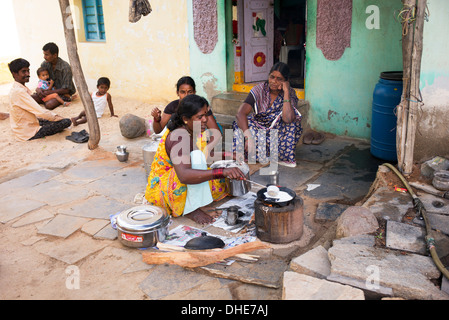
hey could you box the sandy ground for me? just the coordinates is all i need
[0,82,165,180]
[0,83,175,299]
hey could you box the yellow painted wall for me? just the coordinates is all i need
[11,0,190,105]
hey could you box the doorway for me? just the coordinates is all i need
[231,0,306,90]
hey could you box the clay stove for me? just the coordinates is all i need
[254,196,304,244]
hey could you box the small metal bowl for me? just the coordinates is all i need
[116,152,129,162]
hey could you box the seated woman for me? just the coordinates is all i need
[151,76,222,141]
[145,94,245,224]
[233,62,303,167]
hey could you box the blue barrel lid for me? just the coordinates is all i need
[380,71,403,81]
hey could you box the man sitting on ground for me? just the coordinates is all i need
[9,58,71,141]
[33,42,76,110]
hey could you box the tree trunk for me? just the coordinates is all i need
[397,0,415,172]
[58,0,100,150]
[402,0,426,175]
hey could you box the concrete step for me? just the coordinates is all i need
[211,92,248,116]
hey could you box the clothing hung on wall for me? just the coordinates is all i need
[129,0,152,23]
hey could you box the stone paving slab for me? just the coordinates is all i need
[363,186,412,221]
[33,233,108,264]
[250,161,321,191]
[315,202,350,222]
[11,208,54,228]
[295,138,354,163]
[81,219,110,236]
[86,166,147,204]
[328,242,447,300]
[0,193,46,223]
[304,146,382,202]
[139,264,218,300]
[283,271,365,300]
[57,195,129,220]
[198,259,288,289]
[93,224,117,240]
[26,179,91,207]
[59,160,128,185]
[386,221,426,255]
[38,214,90,238]
[0,169,59,196]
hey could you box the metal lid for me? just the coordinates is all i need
[116,205,169,232]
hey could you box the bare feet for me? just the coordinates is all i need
[63,101,71,107]
[186,208,214,224]
[0,112,9,120]
[71,117,78,126]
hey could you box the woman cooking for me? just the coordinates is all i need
[145,94,245,224]
[233,62,303,167]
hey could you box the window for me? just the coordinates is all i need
[82,0,106,41]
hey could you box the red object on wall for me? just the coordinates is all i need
[253,52,266,67]
[233,20,238,35]
[236,46,242,57]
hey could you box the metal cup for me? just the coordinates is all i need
[225,206,239,225]
[268,170,279,186]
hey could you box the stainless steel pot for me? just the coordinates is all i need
[116,205,170,248]
[211,160,251,197]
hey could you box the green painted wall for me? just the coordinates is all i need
[305,0,403,139]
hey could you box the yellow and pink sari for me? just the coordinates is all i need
[144,129,228,217]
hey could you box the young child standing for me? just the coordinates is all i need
[36,67,70,107]
[71,77,117,126]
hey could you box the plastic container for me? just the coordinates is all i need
[370,71,403,162]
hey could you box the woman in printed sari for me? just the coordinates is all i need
[233,62,303,167]
[145,94,245,224]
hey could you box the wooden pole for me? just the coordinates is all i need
[397,0,415,172]
[58,0,100,150]
[402,0,426,175]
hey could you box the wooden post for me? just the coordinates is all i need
[402,0,426,175]
[58,0,100,150]
[396,0,415,171]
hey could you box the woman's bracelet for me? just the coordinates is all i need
[154,117,161,123]
[212,168,225,179]
[283,99,290,103]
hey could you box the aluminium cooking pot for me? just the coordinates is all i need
[210,160,251,197]
[116,205,170,248]
[256,186,296,207]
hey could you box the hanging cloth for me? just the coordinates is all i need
[129,0,152,23]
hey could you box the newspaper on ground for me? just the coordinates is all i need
[162,224,257,249]
[212,192,257,233]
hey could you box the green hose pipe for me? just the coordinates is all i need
[382,163,449,280]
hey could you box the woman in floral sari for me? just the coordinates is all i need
[145,94,245,224]
[233,62,302,167]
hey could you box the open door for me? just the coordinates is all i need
[243,0,274,83]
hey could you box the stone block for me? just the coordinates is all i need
[290,245,331,279]
[336,206,379,239]
[386,221,426,255]
[282,271,365,300]
[315,202,350,222]
[328,242,447,300]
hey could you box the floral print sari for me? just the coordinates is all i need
[145,129,228,217]
[233,82,303,165]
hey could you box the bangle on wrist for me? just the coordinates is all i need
[283,99,290,103]
[212,168,225,179]
[154,117,161,123]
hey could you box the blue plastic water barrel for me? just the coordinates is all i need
[370,71,403,162]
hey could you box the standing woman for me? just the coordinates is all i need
[233,62,303,167]
[145,94,245,224]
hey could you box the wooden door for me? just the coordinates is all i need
[243,0,274,83]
